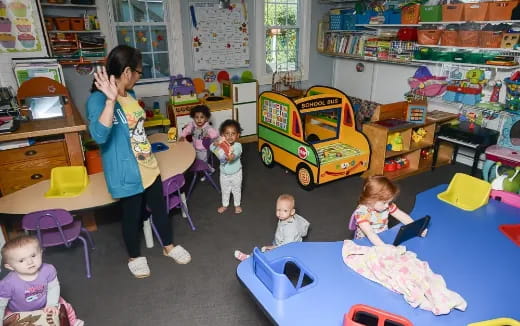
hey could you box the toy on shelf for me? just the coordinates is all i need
[257,86,370,190]
[407,66,447,98]
[387,132,403,151]
[343,304,412,326]
[490,163,520,194]
[169,74,198,105]
[443,68,486,106]
[272,66,304,99]
[420,147,433,160]
[384,157,409,171]
[167,127,177,142]
[406,100,427,123]
[504,71,520,112]
[412,127,427,143]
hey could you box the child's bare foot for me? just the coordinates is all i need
[217,206,228,214]
[235,206,242,214]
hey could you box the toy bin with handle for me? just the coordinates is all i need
[488,0,518,21]
[464,2,489,21]
[442,4,464,21]
[397,27,418,41]
[420,5,442,22]
[329,13,343,30]
[459,30,480,47]
[70,18,84,31]
[480,31,503,48]
[384,9,401,24]
[418,29,442,45]
[54,17,70,31]
[441,30,459,46]
[356,10,376,24]
[401,4,420,24]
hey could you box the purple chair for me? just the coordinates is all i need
[147,174,196,247]
[348,213,357,231]
[22,209,95,278]
[187,137,220,200]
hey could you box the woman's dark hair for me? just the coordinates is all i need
[190,105,211,119]
[91,45,142,92]
[219,119,243,134]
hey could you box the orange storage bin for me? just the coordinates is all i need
[488,0,518,20]
[459,30,480,47]
[54,17,70,31]
[442,4,464,21]
[464,2,489,21]
[70,18,84,31]
[85,149,103,175]
[401,4,420,24]
[441,30,460,46]
[44,17,54,31]
[418,30,442,45]
[480,31,503,48]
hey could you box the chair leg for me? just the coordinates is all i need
[179,202,196,231]
[142,219,154,248]
[187,172,198,200]
[80,227,95,250]
[78,236,91,279]
[204,170,220,193]
[149,218,165,248]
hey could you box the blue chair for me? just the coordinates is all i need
[252,247,316,299]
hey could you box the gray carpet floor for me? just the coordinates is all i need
[5,143,471,325]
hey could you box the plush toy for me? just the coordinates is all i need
[412,128,427,143]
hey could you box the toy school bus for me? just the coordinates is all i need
[258,86,370,190]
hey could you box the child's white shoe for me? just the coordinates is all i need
[234,250,250,261]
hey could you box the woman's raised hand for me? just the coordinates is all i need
[94,66,118,102]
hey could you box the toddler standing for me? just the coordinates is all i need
[0,235,83,326]
[351,175,426,246]
[210,119,243,214]
[234,194,310,261]
[180,105,219,163]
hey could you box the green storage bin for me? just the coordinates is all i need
[466,52,485,64]
[420,5,442,22]
[435,51,455,62]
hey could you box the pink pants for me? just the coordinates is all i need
[5,297,80,326]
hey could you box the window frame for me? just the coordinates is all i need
[99,0,185,96]
[254,0,310,86]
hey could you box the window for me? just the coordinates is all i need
[255,0,310,85]
[106,0,184,82]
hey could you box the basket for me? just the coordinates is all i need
[45,166,89,198]
[384,9,401,24]
[420,5,442,22]
[342,10,356,30]
[401,4,420,24]
[44,17,54,30]
[356,10,377,24]
[504,77,520,111]
[437,173,491,211]
[441,30,459,46]
[329,14,342,30]
[54,18,70,31]
[464,2,489,21]
[47,0,66,3]
[418,29,442,45]
[488,0,518,21]
[459,30,480,47]
[480,31,503,48]
[70,18,84,31]
[442,4,464,21]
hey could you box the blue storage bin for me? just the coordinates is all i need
[342,11,356,30]
[384,9,401,24]
[355,10,376,24]
[330,14,343,30]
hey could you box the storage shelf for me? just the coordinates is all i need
[417,44,520,53]
[41,3,96,8]
[48,30,102,34]
[413,59,519,70]
[319,51,421,66]
[356,24,420,28]
[419,20,520,25]
[325,30,374,34]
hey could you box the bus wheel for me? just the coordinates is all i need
[260,144,275,168]
[296,163,314,191]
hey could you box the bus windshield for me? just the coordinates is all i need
[303,108,340,143]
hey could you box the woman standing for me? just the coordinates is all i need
[87,45,191,278]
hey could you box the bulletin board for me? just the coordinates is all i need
[190,1,249,71]
[0,0,42,53]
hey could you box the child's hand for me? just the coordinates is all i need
[179,136,185,142]
[261,245,275,252]
[43,306,59,315]
[227,153,236,161]
[421,228,428,237]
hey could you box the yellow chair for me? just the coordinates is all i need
[467,317,519,326]
[437,173,491,211]
[45,166,89,198]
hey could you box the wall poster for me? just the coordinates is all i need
[0,0,42,53]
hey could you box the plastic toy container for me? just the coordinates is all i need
[356,10,376,24]
[401,4,420,24]
[45,166,89,198]
[499,224,520,246]
[420,5,442,22]
[464,2,489,21]
[437,173,491,211]
[342,10,356,30]
[329,14,343,30]
[442,4,464,21]
[384,9,401,24]
[488,0,517,21]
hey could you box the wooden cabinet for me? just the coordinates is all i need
[222,80,258,136]
[362,120,438,180]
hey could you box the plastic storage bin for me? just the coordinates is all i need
[441,30,459,46]
[330,14,343,30]
[70,18,84,31]
[54,18,70,31]
[418,29,442,45]
[464,2,489,21]
[442,4,464,21]
[459,30,480,47]
[437,173,491,211]
[401,4,420,24]
[355,10,376,24]
[480,31,503,48]
[45,166,89,198]
[342,10,356,30]
[384,9,401,24]
[488,0,518,21]
[420,5,442,22]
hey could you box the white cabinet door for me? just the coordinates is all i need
[209,109,233,131]
[233,82,257,103]
[176,114,192,132]
[235,102,256,136]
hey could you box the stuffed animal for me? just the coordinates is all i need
[491,163,520,194]
[412,128,427,143]
[387,132,403,151]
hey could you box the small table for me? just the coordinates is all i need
[236,185,520,325]
[432,122,499,176]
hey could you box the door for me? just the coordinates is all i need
[235,102,256,136]
[233,82,257,104]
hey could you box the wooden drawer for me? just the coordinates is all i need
[0,157,68,195]
[0,141,67,165]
